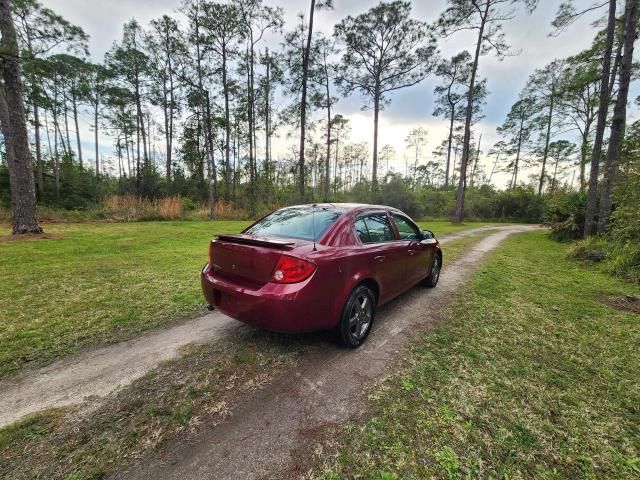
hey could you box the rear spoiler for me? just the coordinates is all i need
[216,234,296,248]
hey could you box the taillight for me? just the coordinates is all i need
[270,255,316,284]
[208,241,214,266]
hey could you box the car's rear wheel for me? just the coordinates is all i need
[423,253,441,288]
[337,285,375,348]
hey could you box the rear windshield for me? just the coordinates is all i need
[244,207,341,241]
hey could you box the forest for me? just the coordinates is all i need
[0,0,638,271]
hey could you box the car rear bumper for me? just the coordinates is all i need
[200,264,336,333]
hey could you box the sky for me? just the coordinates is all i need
[43,0,639,189]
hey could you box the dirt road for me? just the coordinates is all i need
[111,226,537,480]
[0,225,500,429]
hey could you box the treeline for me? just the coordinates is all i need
[0,0,637,236]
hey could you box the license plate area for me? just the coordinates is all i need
[214,290,238,308]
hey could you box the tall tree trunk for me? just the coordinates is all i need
[24,35,44,195]
[135,78,148,180]
[0,0,41,234]
[32,97,44,195]
[597,0,638,234]
[44,108,52,158]
[53,83,62,197]
[147,113,152,165]
[233,118,238,201]
[167,45,175,183]
[470,134,481,188]
[93,101,100,178]
[323,54,331,202]
[513,114,525,189]
[72,89,82,167]
[195,12,215,217]
[579,129,589,190]
[538,90,554,195]
[94,101,99,177]
[264,48,271,201]
[135,108,141,185]
[299,0,316,202]
[334,126,340,194]
[205,91,217,203]
[245,43,255,211]
[488,152,499,184]
[445,106,455,190]
[162,80,171,182]
[208,138,215,219]
[116,133,123,179]
[454,2,488,223]
[412,144,418,188]
[372,84,380,193]
[124,126,131,178]
[250,45,257,194]
[223,45,232,202]
[584,0,617,236]
[63,88,71,157]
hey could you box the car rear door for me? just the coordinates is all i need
[354,212,407,302]
[390,213,435,285]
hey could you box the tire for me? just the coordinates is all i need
[423,253,441,288]
[337,285,376,348]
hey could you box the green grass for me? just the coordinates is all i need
[0,221,249,377]
[0,219,492,378]
[318,231,640,479]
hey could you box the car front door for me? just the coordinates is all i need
[354,212,407,302]
[391,213,434,285]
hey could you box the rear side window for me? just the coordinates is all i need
[356,213,395,244]
[355,218,370,243]
[392,213,421,240]
[244,206,340,241]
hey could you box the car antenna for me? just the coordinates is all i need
[312,203,317,251]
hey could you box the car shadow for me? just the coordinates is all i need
[218,282,434,354]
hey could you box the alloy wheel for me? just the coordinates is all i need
[348,294,372,341]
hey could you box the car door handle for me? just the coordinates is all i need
[408,249,415,256]
[374,255,386,263]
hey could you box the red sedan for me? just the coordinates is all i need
[201,203,441,347]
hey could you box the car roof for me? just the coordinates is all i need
[283,203,402,214]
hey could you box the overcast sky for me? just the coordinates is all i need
[44,0,639,189]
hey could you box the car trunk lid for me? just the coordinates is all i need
[210,234,304,285]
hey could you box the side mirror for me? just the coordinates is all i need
[422,229,435,240]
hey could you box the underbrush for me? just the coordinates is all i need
[0,195,250,223]
[98,195,249,221]
[572,236,640,284]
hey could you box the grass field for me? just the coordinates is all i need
[0,219,492,377]
[318,231,640,479]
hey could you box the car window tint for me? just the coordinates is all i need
[245,207,340,241]
[361,213,394,243]
[392,214,421,240]
[354,217,370,243]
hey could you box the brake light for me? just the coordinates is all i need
[208,241,214,266]
[270,255,316,284]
